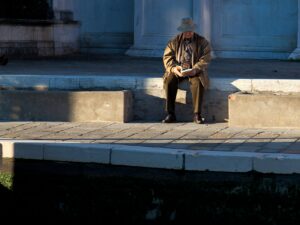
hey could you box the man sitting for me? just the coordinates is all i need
[162,17,211,124]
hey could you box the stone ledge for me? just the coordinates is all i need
[0,75,300,123]
[184,150,253,172]
[0,90,133,122]
[2,140,300,174]
[111,145,184,170]
[1,75,300,93]
[229,92,300,128]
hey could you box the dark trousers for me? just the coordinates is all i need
[164,73,204,115]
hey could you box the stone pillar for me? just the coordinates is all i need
[198,0,213,43]
[289,0,300,59]
[198,0,215,58]
[126,0,206,57]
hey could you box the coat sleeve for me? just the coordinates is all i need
[163,41,179,73]
[193,39,212,72]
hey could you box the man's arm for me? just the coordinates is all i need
[193,39,212,72]
[163,41,177,73]
[163,41,185,77]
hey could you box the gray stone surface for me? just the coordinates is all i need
[111,145,184,170]
[185,150,253,172]
[0,90,133,123]
[229,92,300,128]
[43,143,111,163]
[2,57,300,79]
[0,121,299,154]
[1,121,300,174]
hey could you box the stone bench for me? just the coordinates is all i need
[119,77,230,123]
[228,92,300,128]
[0,90,133,122]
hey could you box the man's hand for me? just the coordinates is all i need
[172,67,200,78]
[172,66,184,77]
[181,68,198,77]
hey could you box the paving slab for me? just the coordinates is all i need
[1,121,300,174]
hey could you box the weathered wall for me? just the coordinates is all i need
[72,0,134,54]
[0,22,80,57]
[212,0,298,59]
[1,0,298,58]
[128,0,298,59]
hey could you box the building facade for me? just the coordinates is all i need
[69,0,300,59]
[1,0,300,59]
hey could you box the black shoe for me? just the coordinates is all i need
[162,114,177,123]
[193,113,203,124]
[0,55,8,66]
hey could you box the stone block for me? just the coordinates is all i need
[253,153,300,174]
[0,141,14,158]
[252,80,300,93]
[111,145,184,170]
[12,143,44,160]
[0,90,133,122]
[43,143,111,163]
[0,141,44,159]
[185,150,253,172]
[229,92,300,128]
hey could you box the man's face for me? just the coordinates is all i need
[183,31,194,39]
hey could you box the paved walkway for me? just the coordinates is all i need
[1,121,300,154]
[1,121,300,174]
[1,55,300,79]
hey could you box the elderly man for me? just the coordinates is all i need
[162,17,211,124]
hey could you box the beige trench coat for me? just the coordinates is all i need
[163,33,211,90]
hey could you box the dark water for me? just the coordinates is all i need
[1,159,300,225]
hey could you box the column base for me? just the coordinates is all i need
[289,48,300,59]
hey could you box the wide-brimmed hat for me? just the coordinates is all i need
[177,17,197,32]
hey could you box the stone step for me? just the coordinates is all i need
[0,90,133,122]
[228,92,300,128]
[0,75,300,123]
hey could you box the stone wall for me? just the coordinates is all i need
[1,0,298,58]
[128,0,298,59]
[72,0,134,54]
[0,0,80,57]
[0,20,80,57]
[69,0,300,59]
